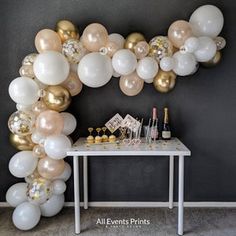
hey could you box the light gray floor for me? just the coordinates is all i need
[0,207,236,236]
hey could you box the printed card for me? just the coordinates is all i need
[105,113,123,133]
[121,114,141,132]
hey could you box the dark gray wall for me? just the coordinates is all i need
[0,0,236,202]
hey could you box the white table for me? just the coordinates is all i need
[67,138,191,235]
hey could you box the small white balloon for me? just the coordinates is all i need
[78,52,113,88]
[31,132,46,145]
[144,78,154,84]
[112,70,121,78]
[112,49,137,75]
[160,57,175,71]
[60,112,77,135]
[6,183,28,207]
[173,52,197,76]
[194,36,217,62]
[44,134,72,159]
[53,162,72,181]
[33,51,69,85]
[40,194,65,217]
[189,5,224,38]
[9,77,39,106]
[136,57,158,80]
[9,151,38,178]
[12,202,41,230]
[52,180,67,195]
[184,37,200,53]
[109,33,125,49]
[16,104,32,112]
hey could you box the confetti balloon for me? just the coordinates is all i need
[27,178,53,205]
[62,39,87,63]
[149,36,174,62]
[8,111,35,136]
[19,65,35,78]
[214,36,226,50]
[22,53,38,66]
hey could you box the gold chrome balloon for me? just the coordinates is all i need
[56,20,79,43]
[10,133,35,151]
[125,33,145,52]
[153,70,176,93]
[149,36,174,62]
[201,51,222,67]
[43,85,71,112]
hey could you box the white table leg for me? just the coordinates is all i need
[73,156,80,234]
[169,155,174,209]
[178,155,184,235]
[83,156,88,210]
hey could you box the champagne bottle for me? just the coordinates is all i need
[162,107,171,140]
[150,107,158,140]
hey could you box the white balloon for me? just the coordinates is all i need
[6,183,28,207]
[13,202,41,230]
[31,131,46,145]
[112,49,137,75]
[53,162,72,181]
[173,52,197,76]
[108,33,125,49]
[40,194,65,217]
[52,180,66,195]
[136,57,158,80]
[78,53,113,88]
[184,37,200,53]
[16,103,32,112]
[194,36,217,62]
[33,51,69,85]
[9,151,38,178]
[60,112,77,135]
[112,70,121,78]
[144,78,154,84]
[160,57,175,71]
[9,77,39,106]
[44,134,72,159]
[189,5,224,38]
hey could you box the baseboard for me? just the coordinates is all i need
[1,201,236,208]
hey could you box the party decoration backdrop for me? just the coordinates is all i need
[1,0,234,232]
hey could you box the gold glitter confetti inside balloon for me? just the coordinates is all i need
[27,177,53,205]
[149,36,174,62]
[8,111,35,136]
[22,53,38,66]
[62,39,87,64]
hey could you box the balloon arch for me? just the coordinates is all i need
[7,5,225,230]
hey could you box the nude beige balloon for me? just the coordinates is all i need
[106,41,119,57]
[62,72,83,96]
[35,29,62,53]
[168,20,193,48]
[134,41,149,59]
[35,110,64,136]
[37,157,65,179]
[32,101,48,115]
[82,23,108,52]
[119,72,144,96]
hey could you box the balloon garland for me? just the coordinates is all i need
[6,5,225,230]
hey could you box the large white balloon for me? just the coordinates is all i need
[189,5,224,38]
[9,151,38,178]
[60,112,77,135]
[53,162,72,181]
[78,52,113,88]
[184,37,200,53]
[108,33,125,49]
[112,49,137,75]
[9,77,39,106]
[33,51,69,85]
[173,52,197,76]
[160,57,175,72]
[136,57,158,80]
[44,134,72,159]
[194,36,217,62]
[40,194,65,217]
[12,202,41,230]
[6,183,28,207]
[52,180,67,195]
